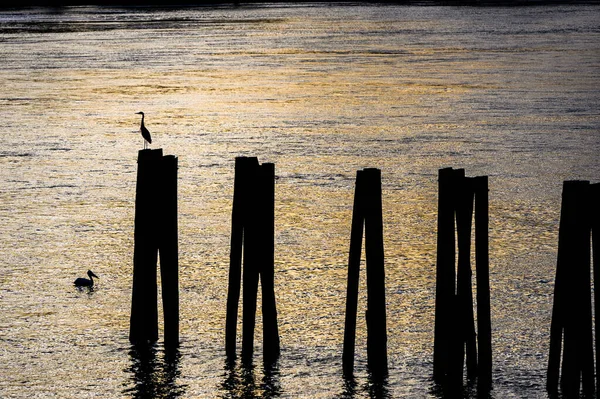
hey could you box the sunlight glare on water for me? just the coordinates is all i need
[0,3,599,398]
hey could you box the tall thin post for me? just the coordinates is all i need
[343,169,365,377]
[343,168,387,378]
[260,163,280,364]
[548,180,595,396]
[434,168,491,392]
[573,183,594,396]
[241,158,260,364]
[456,175,476,379]
[474,176,492,390]
[130,149,163,345]
[592,183,600,395]
[364,168,388,378]
[226,157,254,359]
[159,155,179,348]
[433,168,456,382]
[446,169,467,390]
[559,181,591,396]
[226,157,279,365]
[548,182,571,393]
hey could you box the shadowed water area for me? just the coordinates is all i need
[0,3,599,398]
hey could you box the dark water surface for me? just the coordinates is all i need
[0,3,599,398]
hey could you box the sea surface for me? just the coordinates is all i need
[0,3,599,398]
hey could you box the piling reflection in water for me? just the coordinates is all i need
[339,373,391,399]
[430,379,494,399]
[124,345,185,399]
[340,375,358,399]
[365,373,391,399]
[221,360,282,399]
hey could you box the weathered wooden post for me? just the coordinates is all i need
[259,163,280,364]
[225,157,254,359]
[433,168,491,391]
[455,174,477,380]
[343,169,365,377]
[225,157,280,365]
[547,180,595,397]
[130,149,179,347]
[343,168,388,378]
[474,176,492,390]
[592,183,600,395]
[433,167,457,382]
[130,149,162,345]
[240,159,261,364]
[364,168,388,378]
[159,155,179,348]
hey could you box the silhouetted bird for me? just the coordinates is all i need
[135,112,152,149]
[74,270,99,287]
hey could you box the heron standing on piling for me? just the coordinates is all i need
[135,112,152,149]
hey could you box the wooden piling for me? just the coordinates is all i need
[547,180,595,397]
[343,168,387,378]
[364,168,388,378]
[573,182,594,396]
[130,149,163,345]
[226,157,280,365]
[159,155,179,348]
[259,163,280,364]
[547,182,571,393]
[225,157,253,359]
[560,181,592,397]
[433,167,457,382]
[592,183,600,395]
[455,175,476,379]
[474,176,492,390]
[241,158,260,364]
[130,149,180,347]
[434,168,492,391]
[343,169,365,377]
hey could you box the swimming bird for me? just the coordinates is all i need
[74,270,99,287]
[135,112,152,149]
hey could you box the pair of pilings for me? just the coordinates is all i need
[433,168,492,391]
[129,149,179,348]
[547,180,599,398]
[343,168,388,379]
[225,157,280,365]
[224,162,388,373]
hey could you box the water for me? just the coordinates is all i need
[0,3,599,398]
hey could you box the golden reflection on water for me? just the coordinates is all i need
[0,3,599,399]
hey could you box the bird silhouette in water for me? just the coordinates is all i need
[74,270,99,288]
[135,112,152,149]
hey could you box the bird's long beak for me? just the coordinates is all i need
[90,272,99,279]
[135,112,142,115]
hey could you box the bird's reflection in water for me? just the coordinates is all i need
[124,344,186,399]
[339,371,390,399]
[221,359,282,399]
